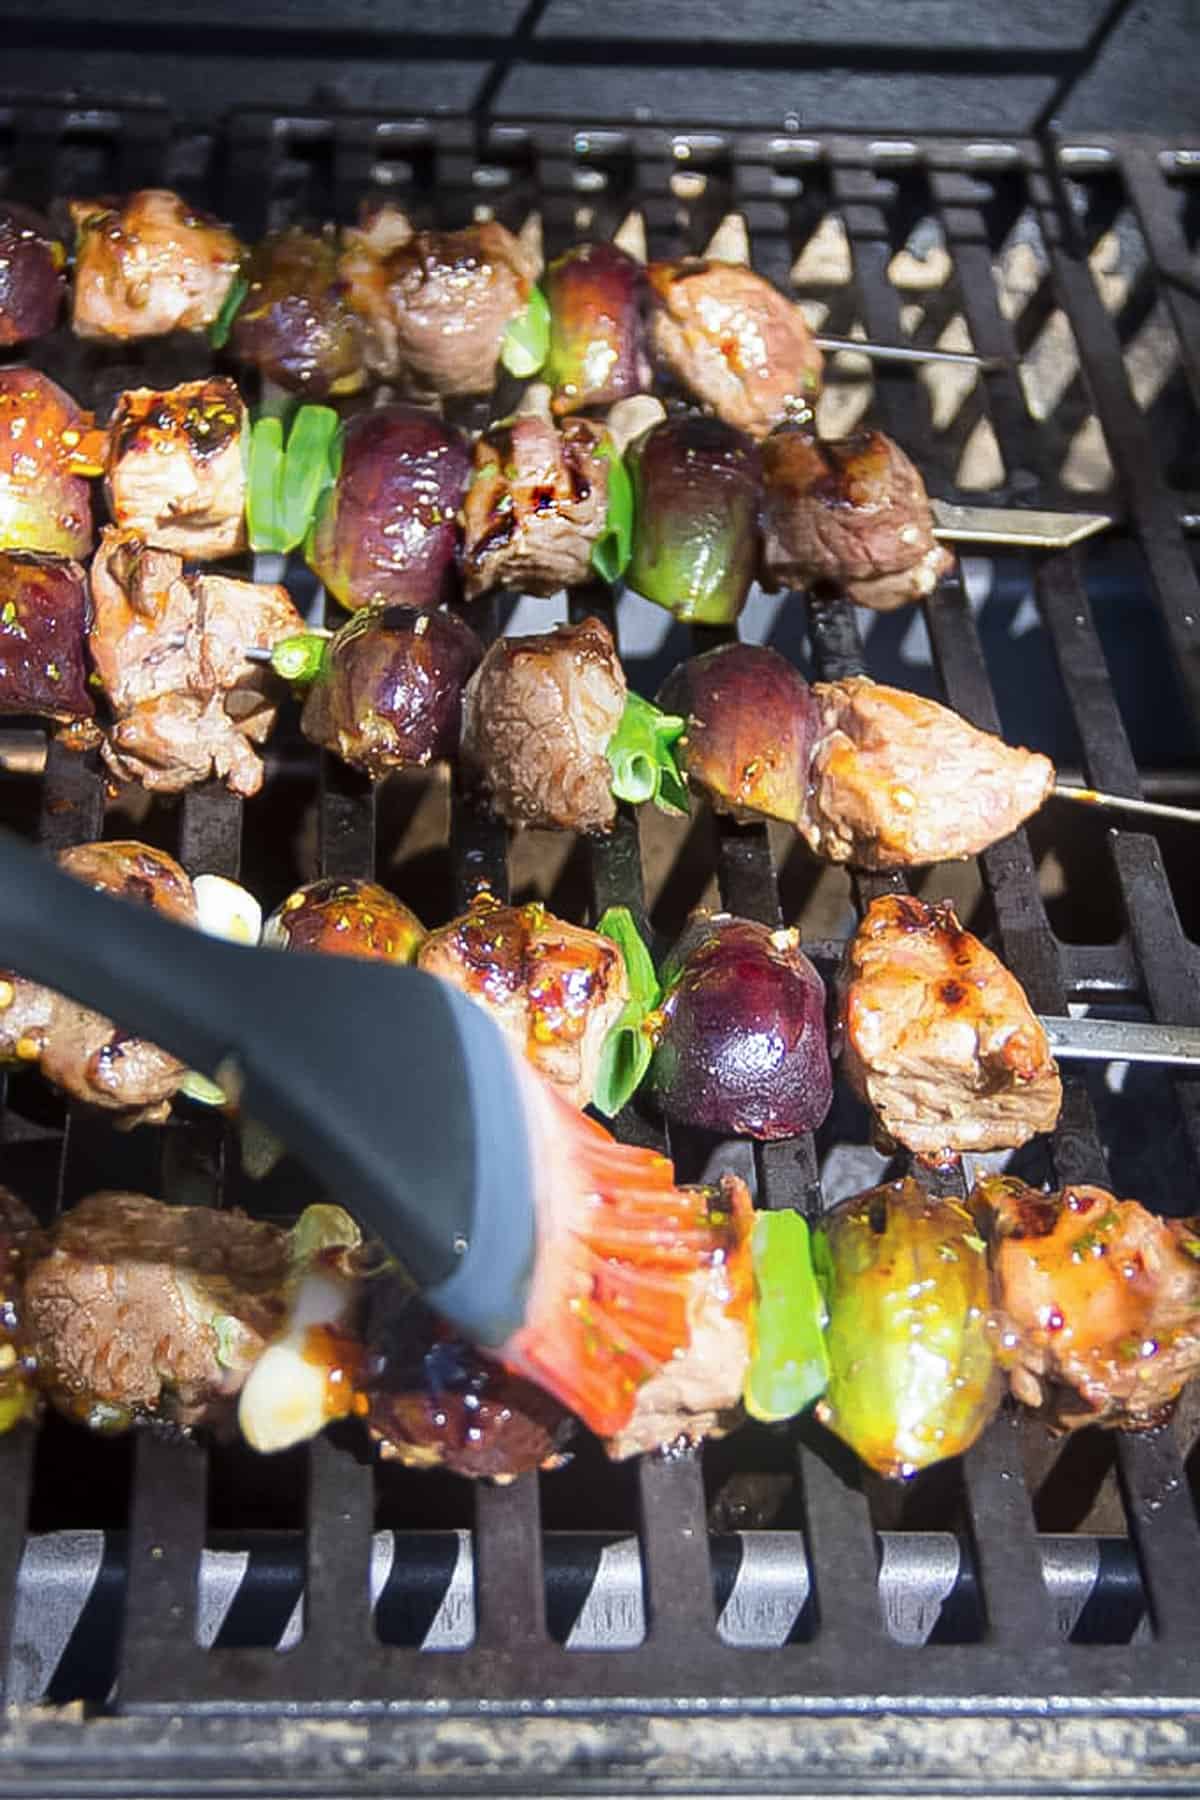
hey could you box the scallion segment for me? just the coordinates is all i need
[590,440,634,584]
[209,272,249,349]
[606,691,688,814]
[593,905,662,1118]
[246,416,290,553]
[744,1210,830,1424]
[269,631,330,686]
[246,406,341,554]
[499,284,551,378]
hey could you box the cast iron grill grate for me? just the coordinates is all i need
[0,109,1199,1767]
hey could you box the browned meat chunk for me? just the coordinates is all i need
[340,211,534,396]
[89,527,303,796]
[647,259,823,438]
[462,407,609,600]
[461,617,626,834]
[0,554,94,725]
[22,1191,289,1431]
[0,1187,43,1432]
[762,425,954,610]
[69,190,242,341]
[841,895,1062,1159]
[605,1175,753,1459]
[106,379,247,560]
[803,676,1055,868]
[0,841,197,1125]
[418,894,628,1110]
[230,227,368,398]
[976,1174,1200,1431]
[365,1277,573,1480]
[0,368,93,559]
[264,877,425,964]
[0,202,65,345]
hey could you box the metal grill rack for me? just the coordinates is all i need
[1,111,1199,1793]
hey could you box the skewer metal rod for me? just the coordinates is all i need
[813,335,1002,371]
[1039,1015,1200,1067]
[1052,784,1200,827]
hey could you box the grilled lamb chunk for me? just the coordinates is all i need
[976,1175,1200,1432]
[106,379,248,561]
[803,676,1055,869]
[0,841,196,1125]
[605,1174,753,1459]
[462,407,609,600]
[0,368,93,559]
[647,259,823,439]
[0,1188,43,1432]
[0,202,65,345]
[840,896,1062,1160]
[0,554,94,725]
[22,1191,289,1432]
[229,226,367,397]
[461,617,626,834]
[340,213,535,397]
[418,894,628,1110]
[762,425,954,611]
[89,527,304,796]
[69,190,242,341]
[365,1276,573,1481]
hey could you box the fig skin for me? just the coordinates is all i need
[0,368,93,558]
[0,553,94,724]
[814,1178,1002,1480]
[301,605,482,778]
[263,877,425,964]
[646,913,832,1140]
[543,242,649,415]
[625,415,761,625]
[307,405,470,613]
[0,203,65,345]
[657,641,818,827]
[230,227,366,398]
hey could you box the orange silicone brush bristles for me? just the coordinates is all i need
[497,1075,754,1436]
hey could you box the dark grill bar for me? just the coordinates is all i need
[1,102,1199,1792]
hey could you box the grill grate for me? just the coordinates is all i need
[1,109,1200,1790]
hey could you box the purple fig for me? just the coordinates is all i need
[0,369,93,558]
[230,227,367,398]
[0,203,65,345]
[544,242,649,415]
[625,415,761,624]
[0,553,93,724]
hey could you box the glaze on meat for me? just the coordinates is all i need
[69,190,242,341]
[106,379,248,560]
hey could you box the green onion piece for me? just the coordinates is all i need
[744,1211,831,1424]
[270,632,330,685]
[246,416,289,553]
[208,272,249,349]
[178,1070,230,1108]
[290,1203,362,1270]
[499,284,550,378]
[590,441,634,584]
[593,906,661,1118]
[606,691,689,814]
[279,405,341,549]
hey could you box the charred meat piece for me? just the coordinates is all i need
[976,1174,1200,1431]
[22,1191,289,1431]
[306,405,469,613]
[0,368,93,558]
[805,676,1055,868]
[365,1275,573,1480]
[840,896,1062,1159]
[658,641,819,827]
[0,202,65,344]
[647,914,831,1141]
[0,1188,43,1432]
[762,425,954,611]
[69,190,242,341]
[300,605,481,779]
[647,259,822,438]
[0,841,196,1125]
[0,554,94,725]
[89,527,304,796]
[605,1174,753,1459]
[625,414,761,625]
[461,617,627,834]
[462,407,609,600]
[543,242,649,415]
[230,227,368,398]
[341,215,534,397]
[418,894,628,1110]
[264,877,425,964]
[106,379,248,561]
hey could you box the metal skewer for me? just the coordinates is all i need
[1050,784,1200,827]
[815,336,1002,372]
[1038,1015,1200,1067]
[930,500,1114,549]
